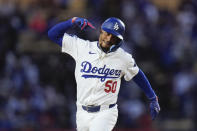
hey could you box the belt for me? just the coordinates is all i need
[82,104,116,113]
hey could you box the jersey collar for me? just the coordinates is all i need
[97,42,118,54]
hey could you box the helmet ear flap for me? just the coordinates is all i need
[109,41,123,52]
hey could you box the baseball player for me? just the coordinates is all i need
[48,17,160,131]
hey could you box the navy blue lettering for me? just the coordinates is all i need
[98,65,106,74]
[81,61,92,73]
[80,61,122,82]
[104,68,110,76]
[91,67,98,73]
[109,69,115,75]
[117,70,121,76]
[115,70,120,76]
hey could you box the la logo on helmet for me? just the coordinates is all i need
[114,22,119,30]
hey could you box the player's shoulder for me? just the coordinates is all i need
[117,48,137,67]
[117,48,134,59]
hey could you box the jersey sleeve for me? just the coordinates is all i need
[61,33,82,60]
[124,54,139,81]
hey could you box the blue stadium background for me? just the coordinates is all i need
[0,0,196,130]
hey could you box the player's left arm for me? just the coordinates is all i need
[133,69,160,120]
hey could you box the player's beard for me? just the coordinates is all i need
[99,41,111,53]
[101,45,110,53]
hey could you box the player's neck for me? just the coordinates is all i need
[97,42,109,54]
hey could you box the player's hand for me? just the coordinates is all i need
[149,96,160,120]
[71,17,96,30]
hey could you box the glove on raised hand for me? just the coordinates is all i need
[149,96,160,120]
[71,17,96,30]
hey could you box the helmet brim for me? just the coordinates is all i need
[102,27,123,40]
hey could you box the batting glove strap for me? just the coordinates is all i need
[71,17,95,30]
[149,96,160,120]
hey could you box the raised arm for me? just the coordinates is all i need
[48,17,96,46]
[48,19,72,46]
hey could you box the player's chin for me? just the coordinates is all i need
[100,41,110,47]
[101,44,110,49]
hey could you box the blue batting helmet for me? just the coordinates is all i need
[101,17,125,40]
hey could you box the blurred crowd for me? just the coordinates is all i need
[0,0,197,130]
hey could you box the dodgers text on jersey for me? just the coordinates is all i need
[80,61,121,82]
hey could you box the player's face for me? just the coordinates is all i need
[99,30,120,51]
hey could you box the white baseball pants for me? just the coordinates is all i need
[76,105,118,131]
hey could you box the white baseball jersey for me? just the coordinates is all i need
[62,33,139,106]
